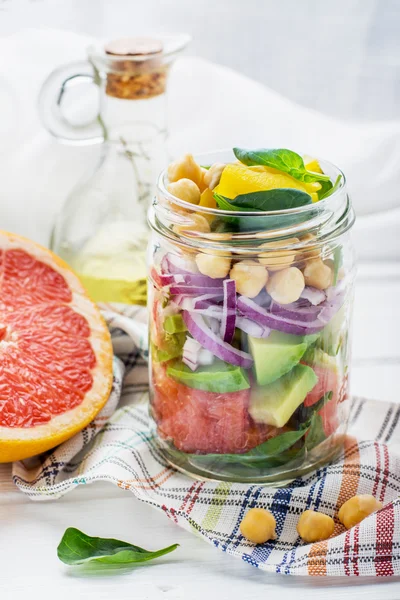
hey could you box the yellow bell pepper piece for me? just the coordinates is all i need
[215,163,320,200]
[304,156,323,174]
[249,165,321,195]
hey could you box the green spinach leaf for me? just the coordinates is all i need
[221,189,313,212]
[320,175,342,200]
[255,445,306,469]
[305,413,326,450]
[237,424,310,461]
[57,528,178,567]
[295,391,333,424]
[213,188,314,233]
[309,391,333,414]
[233,147,330,183]
[317,179,333,199]
[214,193,241,211]
[187,421,311,470]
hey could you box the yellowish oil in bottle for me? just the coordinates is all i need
[78,271,147,305]
[71,222,148,306]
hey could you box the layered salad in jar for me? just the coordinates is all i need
[148,148,353,482]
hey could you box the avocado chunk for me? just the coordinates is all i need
[151,330,186,363]
[249,364,318,427]
[167,360,250,393]
[248,331,318,386]
[302,346,339,373]
[152,343,182,363]
[163,314,187,334]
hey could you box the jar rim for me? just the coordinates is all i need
[157,151,346,218]
[150,150,355,252]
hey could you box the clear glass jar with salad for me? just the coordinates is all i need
[147,148,356,484]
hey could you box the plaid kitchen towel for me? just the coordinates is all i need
[12,305,400,576]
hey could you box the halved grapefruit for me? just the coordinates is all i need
[0,231,113,462]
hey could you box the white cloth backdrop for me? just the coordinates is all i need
[2,0,400,122]
[0,28,400,259]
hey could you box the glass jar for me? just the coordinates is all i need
[147,150,356,484]
[39,35,189,305]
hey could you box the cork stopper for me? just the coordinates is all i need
[104,37,167,100]
[105,37,163,56]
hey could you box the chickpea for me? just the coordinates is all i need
[240,508,276,544]
[167,153,203,187]
[173,213,211,235]
[266,267,305,305]
[297,510,335,543]
[199,188,217,223]
[258,238,299,271]
[303,258,333,290]
[167,179,201,205]
[195,251,231,279]
[203,163,226,191]
[338,495,383,530]
[230,260,268,298]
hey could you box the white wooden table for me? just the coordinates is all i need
[1,262,400,600]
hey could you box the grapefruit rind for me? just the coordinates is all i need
[0,231,113,462]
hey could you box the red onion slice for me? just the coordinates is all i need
[161,253,199,276]
[236,316,271,338]
[185,302,228,320]
[182,311,253,368]
[269,300,322,322]
[170,285,224,296]
[174,297,235,321]
[193,293,224,309]
[220,279,237,343]
[237,296,325,335]
[207,316,222,335]
[182,337,214,371]
[300,286,326,306]
[326,278,347,301]
[158,273,181,286]
[160,273,224,289]
[318,293,346,324]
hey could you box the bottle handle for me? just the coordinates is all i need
[38,60,105,145]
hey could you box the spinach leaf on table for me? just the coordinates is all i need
[233,148,330,183]
[57,527,178,567]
